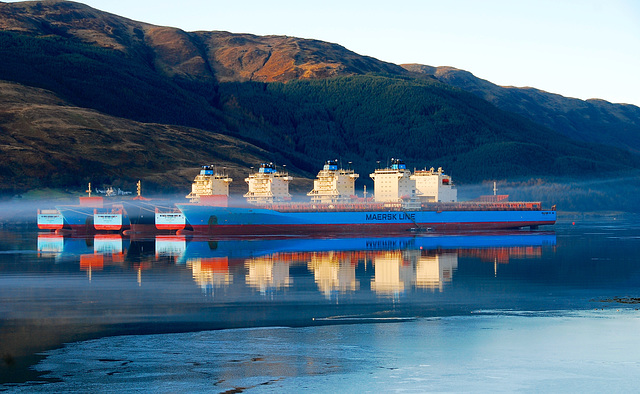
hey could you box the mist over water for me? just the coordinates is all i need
[0,196,185,225]
[457,172,640,213]
[0,199,68,225]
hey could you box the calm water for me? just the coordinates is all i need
[1,217,639,391]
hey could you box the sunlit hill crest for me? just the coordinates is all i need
[0,0,406,82]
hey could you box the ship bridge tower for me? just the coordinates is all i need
[307,160,359,203]
[244,163,293,204]
[186,165,233,202]
[410,167,457,202]
[369,158,417,203]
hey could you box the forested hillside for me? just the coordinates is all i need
[216,76,640,181]
[403,64,640,154]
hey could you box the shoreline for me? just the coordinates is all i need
[4,309,639,391]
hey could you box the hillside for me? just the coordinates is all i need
[0,80,278,195]
[0,0,640,202]
[216,75,640,182]
[0,1,407,83]
[402,64,640,154]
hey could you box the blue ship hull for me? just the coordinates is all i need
[176,204,556,235]
[55,205,131,234]
[50,199,173,234]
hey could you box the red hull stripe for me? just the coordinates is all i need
[155,224,187,230]
[94,225,122,230]
[38,224,64,230]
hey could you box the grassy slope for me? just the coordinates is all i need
[0,80,273,194]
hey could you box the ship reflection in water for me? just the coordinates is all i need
[36,231,556,298]
[309,252,359,298]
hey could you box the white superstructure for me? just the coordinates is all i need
[411,167,457,202]
[308,160,359,203]
[186,165,232,202]
[244,163,293,204]
[369,158,416,203]
[369,159,457,203]
[37,209,64,230]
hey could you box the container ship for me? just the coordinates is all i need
[37,184,130,234]
[177,159,556,236]
[38,182,185,234]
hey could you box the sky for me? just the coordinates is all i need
[7,0,640,106]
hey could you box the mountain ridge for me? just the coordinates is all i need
[0,1,409,83]
[401,64,640,154]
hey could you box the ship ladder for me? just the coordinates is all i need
[403,210,430,233]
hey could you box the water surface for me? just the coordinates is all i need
[1,217,639,390]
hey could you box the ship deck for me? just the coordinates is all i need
[261,201,545,213]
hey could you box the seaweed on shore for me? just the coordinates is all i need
[593,297,640,304]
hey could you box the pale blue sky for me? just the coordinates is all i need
[6,0,640,106]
